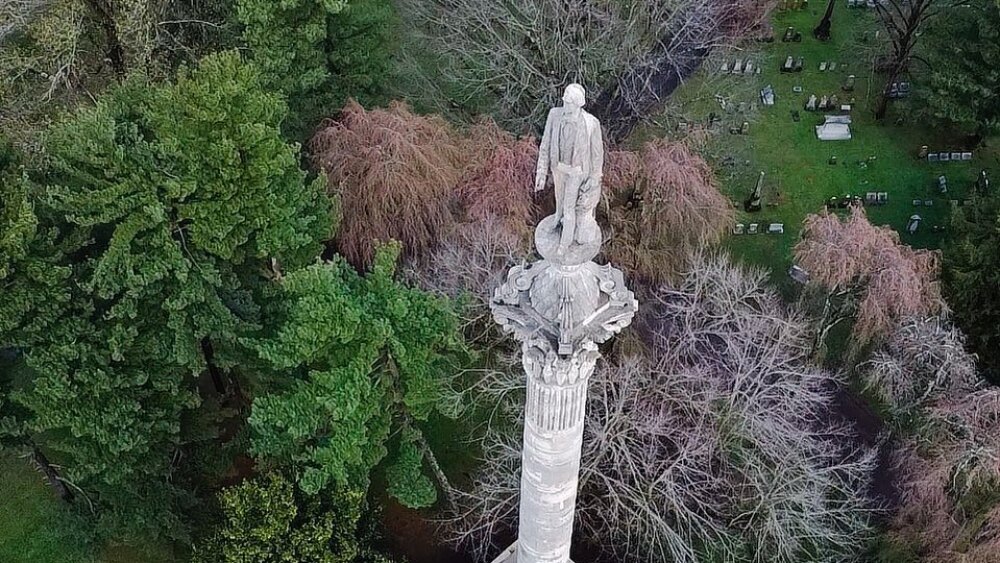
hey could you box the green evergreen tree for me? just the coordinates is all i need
[915,1,1000,139]
[5,51,331,541]
[248,244,466,506]
[945,190,1000,383]
[235,0,395,136]
[192,472,362,563]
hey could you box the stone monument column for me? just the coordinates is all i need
[489,85,638,563]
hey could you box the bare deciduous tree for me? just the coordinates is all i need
[399,0,774,139]
[863,317,978,416]
[446,253,875,563]
[795,205,944,353]
[603,139,734,283]
[405,217,531,345]
[872,0,968,120]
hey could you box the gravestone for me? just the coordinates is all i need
[951,152,962,161]
[793,85,803,93]
[783,27,795,42]
[829,155,838,165]
[745,60,754,74]
[794,57,804,71]
[938,175,948,193]
[877,192,888,205]
[782,55,795,72]
[830,95,839,108]
[768,223,785,234]
[788,265,810,284]
[791,110,801,122]
[918,145,929,159]
[733,59,743,74]
[928,153,940,162]
[843,75,856,92]
[924,200,933,206]
[978,170,991,194]
[829,62,837,71]
[760,85,775,106]
[940,153,951,162]
[738,101,747,113]
[907,214,922,234]
[866,192,878,205]
[748,223,759,234]
[745,171,765,212]
[721,61,731,73]
[734,223,745,235]
[819,61,828,71]
[806,95,818,111]
[819,95,830,110]
[913,199,922,206]
[962,152,973,161]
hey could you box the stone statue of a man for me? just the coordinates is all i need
[535,84,604,258]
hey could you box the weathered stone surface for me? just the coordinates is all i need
[489,85,637,563]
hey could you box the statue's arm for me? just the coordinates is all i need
[535,111,554,192]
[590,118,604,182]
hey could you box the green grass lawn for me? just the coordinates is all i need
[0,450,180,563]
[643,5,1000,282]
[0,451,95,563]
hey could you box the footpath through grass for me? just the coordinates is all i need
[642,5,1000,283]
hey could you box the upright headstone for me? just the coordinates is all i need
[491,84,638,563]
[745,171,765,212]
[806,94,818,111]
[978,170,991,194]
[907,214,922,234]
[843,74,856,92]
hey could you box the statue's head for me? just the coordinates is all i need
[562,83,586,109]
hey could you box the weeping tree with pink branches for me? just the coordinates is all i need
[794,205,945,357]
[603,139,734,283]
[445,253,876,563]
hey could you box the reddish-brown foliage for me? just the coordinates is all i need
[795,205,944,345]
[604,139,734,282]
[310,100,463,268]
[890,388,1000,562]
[454,119,540,236]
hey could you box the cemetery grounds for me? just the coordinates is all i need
[636,4,1000,294]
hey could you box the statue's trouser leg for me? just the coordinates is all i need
[516,367,591,563]
[553,169,565,219]
[558,173,583,251]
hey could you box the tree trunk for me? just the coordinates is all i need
[31,445,74,502]
[874,64,903,120]
[411,427,458,512]
[813,0,836,40]
[83,0,127,79]
[201,338,227,395]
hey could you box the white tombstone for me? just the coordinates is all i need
[491,84,638,563]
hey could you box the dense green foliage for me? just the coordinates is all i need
[945,191,1000,382]
[916,2,1000,138]
[236,0,394,136]
[2,50,331,542]
[193,473,361,563]
[249,244,466,506]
